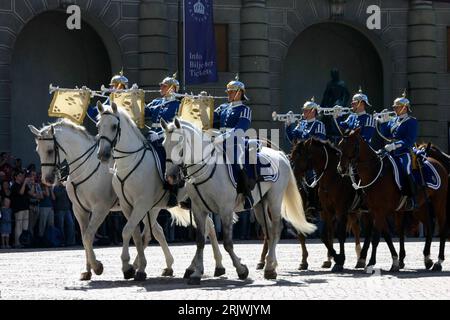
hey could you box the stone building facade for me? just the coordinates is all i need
[0,0,450,163]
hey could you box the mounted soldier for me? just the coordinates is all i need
[145,73,181,139]
[213,75,253,209]
[86,70,128,122]
[337,87,376,143]
[285,97,327,144]
[144,73,182,207]
[377,91,418,210]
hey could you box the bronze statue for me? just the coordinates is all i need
[321,68,350,108]
[320,68,350,142]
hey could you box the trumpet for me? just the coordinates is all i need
[373,110,397,122]
[317,105,351,116]
[271,111,302,122]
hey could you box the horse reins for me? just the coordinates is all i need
[99,112,167,212]
[38,128,113,213]
[302,145,329,189]
[346,137,385,190]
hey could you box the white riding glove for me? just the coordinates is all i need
[384,143,397,152]
[148,131,160,142]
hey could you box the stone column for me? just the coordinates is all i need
[407,0,438,144]
[139,0,169,94]
[240,0,270,130]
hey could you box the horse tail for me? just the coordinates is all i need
[281,169,317,236]
[167,206,197,228]
[167,207,238,229]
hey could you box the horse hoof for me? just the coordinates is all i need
[264,269,277,280]
[364,265,374,274]
[238,265,249,280]
[399,261,405,269]
[93,262,104,276]
[355,259,366,269]
[134,271,147,282]
[299,263,308,270]
[425,260,434,270]
[183,269,194,279]
[322,261,332,269]
[187,276,201,285]
[123,267,136,280]
[331,264,344,273]
[389,265,400,273]
[162,268,174,277]
[214,267,226,277]
[256,262,265,270]
[431,263,442,272]
[80,272,92,281]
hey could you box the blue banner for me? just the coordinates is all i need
[184,0,218,85]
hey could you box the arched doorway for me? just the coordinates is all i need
[11,11,112,165]
[281,23,384,114]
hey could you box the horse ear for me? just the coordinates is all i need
[111,102,118,114]
[174,117,181,129]
[28,125,41,138]
[354,127,362,135]
[97,101,104,113]
[160,118,168,131]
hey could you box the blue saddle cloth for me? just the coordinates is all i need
[386,154,441,191]
[227,152,280,189]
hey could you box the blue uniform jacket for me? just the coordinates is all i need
[339,112,375,143]
[286,119,327,143]
[379,114,418,155]
[213,101,252,133]
[145,97,180,132]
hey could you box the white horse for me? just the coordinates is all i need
[160,118,317,284]
[95,102,225,281]
[28,120,179,280]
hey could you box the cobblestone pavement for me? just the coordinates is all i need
[0,239,449,300]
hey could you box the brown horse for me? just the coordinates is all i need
[289,138,367,272]
[338,128,448,271]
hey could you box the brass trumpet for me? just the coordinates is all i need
[317,105,351,116]
[271,111,302,122]
[373,110,397,122]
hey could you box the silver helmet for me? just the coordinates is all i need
[392,90,411,111]
[109,69,129,88]
[352,87,371,107]
[159,72,180,92]
[226,74,249,101]
[303,97,319,110]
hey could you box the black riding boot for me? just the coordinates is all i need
[404,174,418,211]
[239,168,255,210]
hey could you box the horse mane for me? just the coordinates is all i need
[101,106,148,145]
[311,137,342,155]
[44,118,95,143]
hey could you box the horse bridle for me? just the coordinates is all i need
[166,143,216,183]
[38,126,104,213]
[98,112,122,151]
[301,145,329,189]
[342,134,384,190]
[38,132,67,171]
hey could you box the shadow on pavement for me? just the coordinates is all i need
[64,274,327,292]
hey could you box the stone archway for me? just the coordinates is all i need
[281,22,384,114]
[11,11,112,165]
